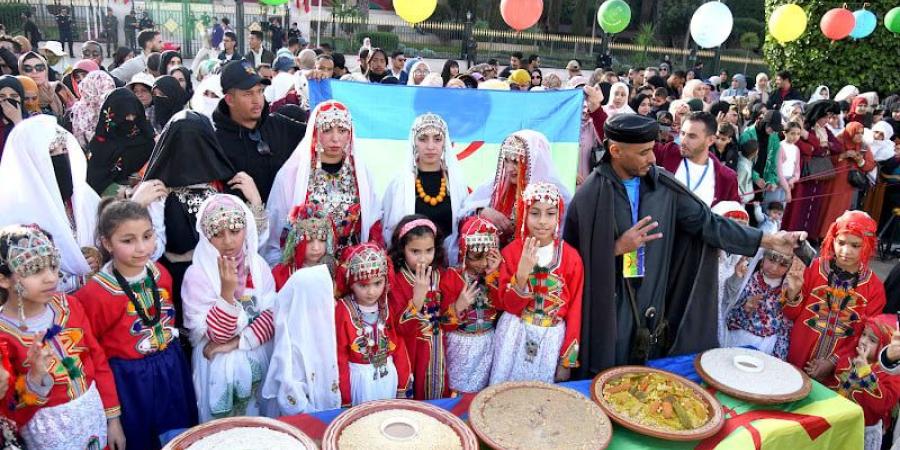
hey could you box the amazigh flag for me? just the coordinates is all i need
[308,80,583,197]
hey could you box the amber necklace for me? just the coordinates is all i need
[416,175,448,206]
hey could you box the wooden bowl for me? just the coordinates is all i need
[591,366,725,442]
[321,399,478,450]
[162,416,317,450]
[694,348,812,405]
[469,381,613,450]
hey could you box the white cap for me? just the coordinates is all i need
[39,41,66,57]
[126,71,156,89]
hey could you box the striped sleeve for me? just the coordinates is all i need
[242,309,275,349]
[206,298,242,343]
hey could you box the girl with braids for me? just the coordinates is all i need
[0,224,124,449]
[75,200,197,449]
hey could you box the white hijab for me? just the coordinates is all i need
[834,85,859,102]
[868,121,896,162]
[261,264,340,415]
[809,85,829,102]
[0,115,99,277]
[264,101,380,265]
[603,82,635,117]
[406,61,431,86]
[190,74,223,121]
[293,71,310,110]
[264,72,295,104]
[682,79,705,101]
[381,113,469,263]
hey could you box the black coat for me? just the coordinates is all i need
[212,101,306,202]
[766,87,803,110]
[563,163,762,378]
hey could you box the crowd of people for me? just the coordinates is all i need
[0,15,898,450]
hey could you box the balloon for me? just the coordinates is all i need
[768,4,807,44]
[393,0,437,25]
[887,7,900,34]
[689,1,733,48]
[820,7,855,41]
[500,0,544,32]
[596,0,631,34]
[849,9,877,39]
[259,0,289,5]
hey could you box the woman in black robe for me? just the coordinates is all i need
[151,75,188,132]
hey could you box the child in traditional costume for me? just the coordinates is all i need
[335,243,412,406]
[711,201,751,345]
[76,200,197,449]
[389,215,474,400]
[491,182,583,384]
[0,225,124,449]
[444,216,502,393]
[784,210,886,382]
[827,315,900,450]
[723,249,793,358]
[271,203,337,291]
[181,194,276,422]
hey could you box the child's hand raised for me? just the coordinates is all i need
[515,237,539,289]
[411,263,432,311]
[782,258,805,301]
[485,248,502,274]
[742,294,764,313]
[455,282,479,315]
[218,256,240,303]
[886,331,900,364]
[25,332,52,385]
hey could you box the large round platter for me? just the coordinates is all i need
[322,399,478,450]
[591,366,725,441]
[162,416,317,450]
[469,381,613,450]
[695,347,812,405]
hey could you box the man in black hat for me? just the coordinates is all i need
[213,60,306,202]
[563,114,806,379]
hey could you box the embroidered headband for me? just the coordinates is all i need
[0,226,60,278]
[346,244,388,284]
[200,198,246,239]
[315,100,352,133]
[399,218,437,240]
[522,182,560,206]
[499,134,528,162]
[282,204,336,264]
[412,113,447,141]
[458,216,499,259]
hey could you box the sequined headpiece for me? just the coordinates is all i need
[0,225,60,277]
[499,135,528,162]
[458,216,499,261]
[522,182,560,206]
[282,203,336,265]
[343,243,388,285]
[412,112,447,141]
[315,100,352,133]
[200,197,246,239]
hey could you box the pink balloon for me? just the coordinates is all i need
[820,7,855,41]
[500,0,544,32]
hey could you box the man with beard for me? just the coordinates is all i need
[111,29,162,83]
[213,60,306,202]
[563,114,806,379]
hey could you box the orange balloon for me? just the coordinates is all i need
[820,7,855,41]
[500,0,544,32]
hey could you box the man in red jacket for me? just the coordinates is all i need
[653,111,739,207]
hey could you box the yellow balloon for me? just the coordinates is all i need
[394,0,438,25]
[768,4,808,43]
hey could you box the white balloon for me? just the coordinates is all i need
[690,1,734,48]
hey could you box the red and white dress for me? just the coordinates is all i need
[444,267,500,393]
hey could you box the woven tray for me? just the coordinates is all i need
[322,399,478,450]
[162,416,317,450]
[469,381,613,450]
[695,348,812,405]
[591,366,725,441]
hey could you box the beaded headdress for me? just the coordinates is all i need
[281,203,336,265]
[458,216,499,262]
[412,112,447,141]
[315,100,352,133]
[0,226,60,278]
[522,182,560,206]
[344,243,388,285]
[200,197,246,239]
[499,135,528,162]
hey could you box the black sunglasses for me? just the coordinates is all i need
[249,130,271,155]
[22,63,46,73]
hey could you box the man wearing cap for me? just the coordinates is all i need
[111,29,162,83]
[566,60,582,81]
[213,60,306,202]
[653,111,739,207]
[563,113,806,378]
[739,110,783,197]
[126,72,156,126]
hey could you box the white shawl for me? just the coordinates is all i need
[261,264,341,415]
[0,115,99,278]
[264,101,381,265]
[603,82,635,117]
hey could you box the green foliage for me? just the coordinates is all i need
[726,0,764,21]
[730,17,764,47]
[763,0,900,95]
[365,31,400,52]
[0,3,32,35]
[631,23,659,68]
[739,31,760,51]
[657,0,703,45]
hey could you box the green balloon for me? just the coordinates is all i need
[597,0,632,34]
[887,7,900,34]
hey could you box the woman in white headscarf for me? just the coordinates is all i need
[407,60,431,86]
[265,100,381,265]
[189,74,223,120]
[780,100,805,126]
[461,129,571,245]
[749,73,770,104]
[809,85,830,102]
[381,113,469,264]
[182,194,276,422]
[69,70,116,147]
[602,82,635,117]
[0,115,100,292]
[834,85,859,103]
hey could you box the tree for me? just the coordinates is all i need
[763,0,900,95]
[739,31,759,74]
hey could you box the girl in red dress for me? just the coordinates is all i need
[0,224,124,449]
[388,215,474,400]
[784,210,886,383]
[271,203,337,291]
[491,182,583,385]
[335,243,411,406]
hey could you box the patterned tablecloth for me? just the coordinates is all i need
[278,353,864,449]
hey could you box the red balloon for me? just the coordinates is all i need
[820,7,855,41]
[500,0,544,32]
